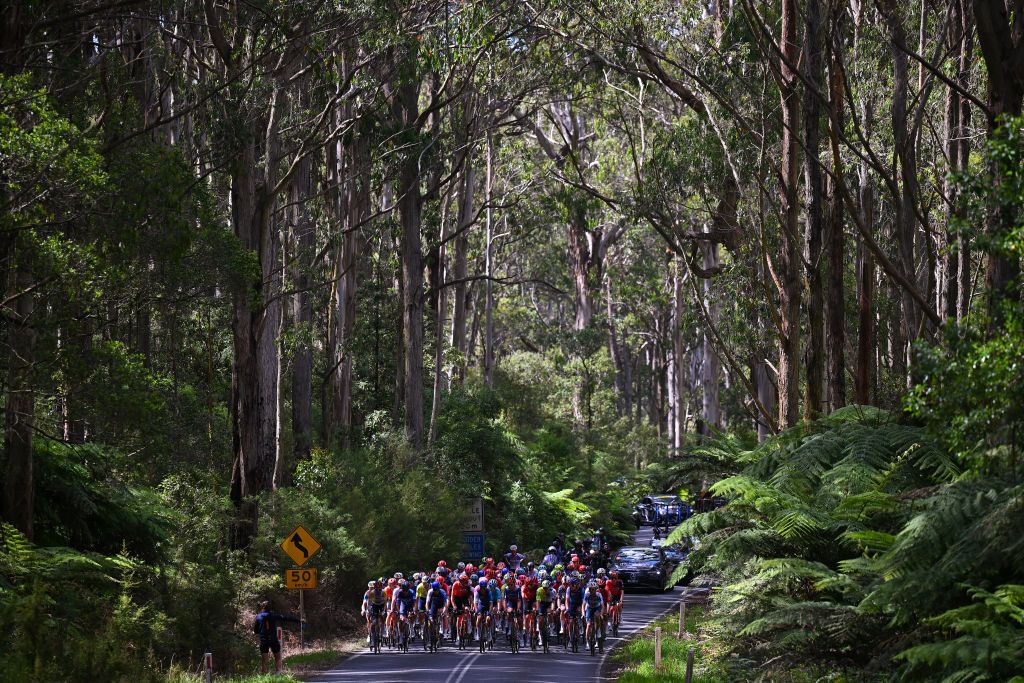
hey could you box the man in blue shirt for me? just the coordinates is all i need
[253,600,303,674]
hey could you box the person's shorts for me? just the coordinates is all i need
[523,598,536,612]
[608,594,621,605]
[399,601,415,616]
[585,607,601,622]
[368,603,385,618]
[537,601,552,615]
[567,604,582,618]
[259,637,281,654]
[475,601,491,614]
[453,595,469,611]
[417,597,427,611]
[505,600,520,614]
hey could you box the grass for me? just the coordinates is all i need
[611,605,726,683]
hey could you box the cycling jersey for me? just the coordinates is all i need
[503,586,521,607]
[606,579,623,597]
[394,588,416,615]
[567,588,584,608]
[416,582,428,599]
[522,581,538,600]
[488,586,501,604]
[536,586,552,604]
[366,588,387,606]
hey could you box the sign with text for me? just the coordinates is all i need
[462,497,484,532]
[462,532,485,560]
[280,525,321,567]
[284,567,318,590]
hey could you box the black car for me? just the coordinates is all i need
[609,546,673,591]
[632,494,688,527]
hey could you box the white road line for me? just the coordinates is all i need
[449,652,481,683]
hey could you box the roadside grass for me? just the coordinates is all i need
[611,606,726,683]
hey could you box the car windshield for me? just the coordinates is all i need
[615,548,661,563]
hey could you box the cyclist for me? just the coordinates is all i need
[361,580,387,646]
[416,575,430,638]
[425,580,447,646]
[384,577,400,639]
[253,600,302,674]
[449,573,472,642]
[501,574,523,640]
[536,579,554,643]
[564,576,584,644]
[473,576,493,642]
[584,581,606,651]
[504,544,524,570]
[393,579,417,646]
[605,570,625,629]
[542,546,559,567]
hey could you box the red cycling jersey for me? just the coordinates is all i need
[521,580,538,600]
[606,578,624,597]
[451,581,471,599]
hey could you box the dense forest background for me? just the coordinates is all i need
[2,0,1022,681]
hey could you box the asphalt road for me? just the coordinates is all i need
[313,526,707,683]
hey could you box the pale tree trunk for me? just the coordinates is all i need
[701,242,722,431]
[289,151,314,467]
[778,0,802,428]
[428,196,452,445]
[956,0,973,323]
[3,244,36,540]
[856,105,877,405]
[606,278,627,417]
[803,0,825,420]
[670,260,686,447]
[395,75,425,447]
[483,128,495,388]
[449,97,477,385]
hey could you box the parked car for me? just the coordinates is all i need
[609,546,673,591]
[632,494,688,527]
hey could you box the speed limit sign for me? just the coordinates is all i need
[284,567,318,589]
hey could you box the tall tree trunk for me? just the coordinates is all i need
[3,243,36,540]
[395,76,425,447]
[701,242,721,431]
[289,153,314,467]
[778,0,803,428]
[803,0,825,420]
[856,102,877,405]
[449,97,477,385]
[670,260,686,447]
[942,0,964,321]
[483,128,495,388]
[428,195,452,445]
[957,0,974,323]
[973,0,1024,323]
[826,6,847,411]
[885,0,926,374]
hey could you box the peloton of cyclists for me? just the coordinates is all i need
[356,536,634,654]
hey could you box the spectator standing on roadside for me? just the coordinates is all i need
[504,544,524,570]
[253,600,302,674]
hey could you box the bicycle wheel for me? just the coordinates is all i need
[588,626,596,656]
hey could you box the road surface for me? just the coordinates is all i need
[313,526,706,683]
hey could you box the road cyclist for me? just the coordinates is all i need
[584,580,606,655]
[361,580,388,653]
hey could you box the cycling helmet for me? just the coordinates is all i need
[497,562,506,570]
[412,572,421,581]
[609,570,619,578]
[489,578,499,587]
[399,579,408,587]
[548,546,556,552]
[554,563,564,572]
[510,544,518,551]
[469,573,479,583]
[367,580,375,588]
[542,580,551,588]
[597,568,606,576]
[538,570,548,580]
[388,578,398,587]
[431,581,441,590]
[527,561,535,569]
[478,577,488,586]
[457,562,466,570]
[569,577,580,586]
[515,568,526,576]
[438,560,447,567]
[486,556,495,565]
[460,573,469,582]
[374,580,383,588]
[394,572,403,580]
